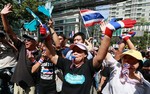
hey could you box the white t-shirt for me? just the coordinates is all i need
[102,54,150,94]
[0,42,17,69]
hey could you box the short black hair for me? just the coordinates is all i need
[73,32,86,42]
[137,60,143,71]
[58,33,66,40]
[141,51,146,57]
[146,51,150,58]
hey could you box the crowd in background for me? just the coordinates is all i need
[0,3,150,94]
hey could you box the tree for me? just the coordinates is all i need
[13,0,45,21]
[136,18,150,25]
[129,31,150,50]
[0,0,46,35]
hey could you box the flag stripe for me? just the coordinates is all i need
[80,9,104,27]
[84,19,103,24]
[85,19,103,27]
[107,23,116,30]
[82,13,104,22]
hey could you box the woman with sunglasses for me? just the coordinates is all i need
[41,18,138,94]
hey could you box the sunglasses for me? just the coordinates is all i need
[72,49,86,54]
[24,38,33,42]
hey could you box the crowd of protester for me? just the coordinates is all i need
[0,3,150,94]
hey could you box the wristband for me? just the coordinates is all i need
[38,58,44,64]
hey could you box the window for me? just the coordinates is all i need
[137,13,141,16]
[145,3,150,6]
[142,14,145,16]
[138,4,142,7]
[142,9,145,12]
[138,0,143,2]
[55,20,64,24]
[65,18,76,23]
[137,8,142,11]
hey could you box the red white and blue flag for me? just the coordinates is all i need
[80,9,104,27]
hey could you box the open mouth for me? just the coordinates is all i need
[25,43,30,47]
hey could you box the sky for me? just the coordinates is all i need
[95,5,110,19]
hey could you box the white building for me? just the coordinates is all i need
[51,0,126,38]
[108,0,150,36]
[109,0,150,21]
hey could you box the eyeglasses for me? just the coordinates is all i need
[24,39,32,42]
[72,49,85,54]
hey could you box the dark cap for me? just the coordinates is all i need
[70,43,88,54]
[23,34,38,41]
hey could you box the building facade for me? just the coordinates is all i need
[109,0,150,36]
[51,0,126,38]
[109,0,150,21]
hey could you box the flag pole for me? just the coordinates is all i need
[79,9,90,38]
[85,27,90,38]
[92,30,95,47]
[80,9,104,38]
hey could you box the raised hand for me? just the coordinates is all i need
[105,18,136,38]
[26,50,34,59]
[108,18,136,30]
[85,39,93,52]
[47,19,53,28]
[1,3,12,15]
[99,21,107,39]
[119,31,136,41]
[100,21,107,33]
[39,42,51,58]
[87,37,93,42]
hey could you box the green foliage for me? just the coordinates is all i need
[111,32,150,50]
[0,0,46,33]
[136,17,150,26]
[13,0,45,21]
[132,32,150,50]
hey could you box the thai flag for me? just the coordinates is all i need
[80,9,104,27]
